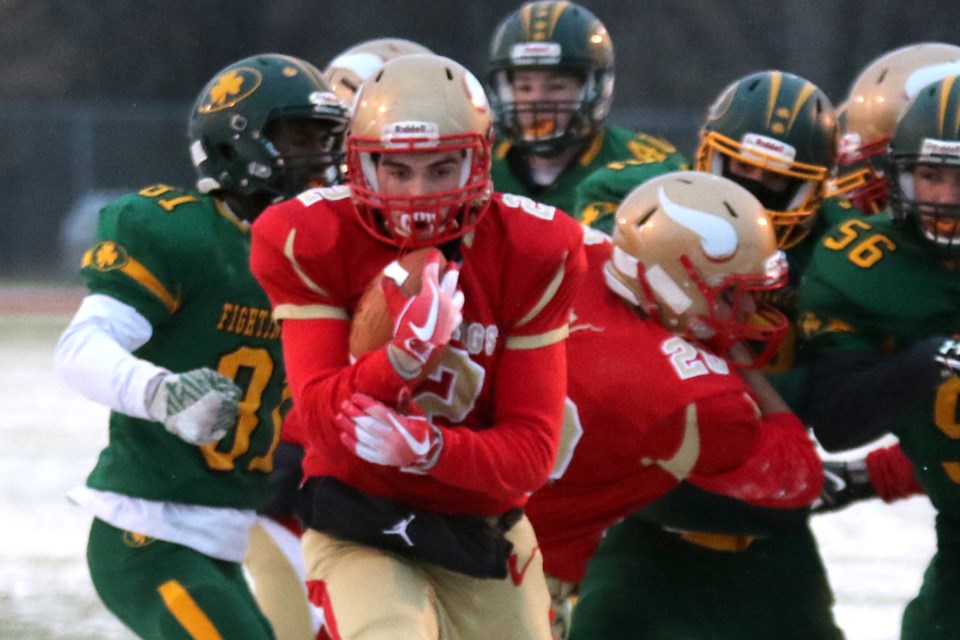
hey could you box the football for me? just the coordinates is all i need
[349,248,450,371]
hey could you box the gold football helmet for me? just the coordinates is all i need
[605,171,789,366]
[322,38,433,110]
[832,42,960,212]
[347,53,494,248]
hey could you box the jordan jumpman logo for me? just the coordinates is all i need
[383,514,416,547]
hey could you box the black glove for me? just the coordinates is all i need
[257,442,305,520]
[811,459,877,514]
[935,338,960,378]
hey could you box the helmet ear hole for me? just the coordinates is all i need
[230,114,248,132]
[216,143,239,163]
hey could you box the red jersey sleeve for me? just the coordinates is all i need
[250,191,410,455]
[690,411,823,508]
[431,340,569,497]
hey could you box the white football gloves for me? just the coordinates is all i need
[146,368,241,445]
[384,253,464,380]
[335,392,443,473]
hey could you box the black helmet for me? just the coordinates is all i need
[189,53,350,218]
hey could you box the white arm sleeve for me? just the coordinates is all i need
[53,293,170,420]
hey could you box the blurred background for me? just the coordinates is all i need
[4,0,960,280]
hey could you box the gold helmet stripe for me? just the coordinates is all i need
[522,1,570,41]
[786,81,819,133]
[765,71,783,129]
[953,76,960,137]
[940,75,958,137]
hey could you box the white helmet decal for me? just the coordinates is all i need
[904,61,960,99]
[658,185,738,260]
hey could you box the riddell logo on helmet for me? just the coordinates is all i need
[382,121,440,147]
[741,133,796,170]
[921,138,960,158]
[310,91,346,109]
[510,42,562,64]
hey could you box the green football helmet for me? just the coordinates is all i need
[889,75,960,254]
[188,53,350,219]
[696,70,838,249]
[486,0,614,155]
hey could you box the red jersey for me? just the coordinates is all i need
[525,235,822,583]
[251,186,586,516]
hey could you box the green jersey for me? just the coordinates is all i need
[800,211,960,640]
[800,213,960,517]
[572,156,684,235]
[763,196,862,396]
[81,184,286,510]
[490,125,687,216]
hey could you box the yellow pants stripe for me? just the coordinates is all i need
[158,579,222,640]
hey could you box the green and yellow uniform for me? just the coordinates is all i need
[800,212,960,640]
[79,184,286,639]
[491,126,687,216]
[573,155,682,234]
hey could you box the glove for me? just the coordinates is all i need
[935,338,960,377]
[811,458,877,514]
[146,368,242,445]
[384,252,464,380]
[334,392,443,473]
[546,576,578,640]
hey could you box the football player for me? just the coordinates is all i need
[485,0,686,215]
[799,75,960,640]
[249,53,586,640]
[53,54,349,640]
[568,70,850,640]
[829,42,960,214]
[812,45,960,516]
[522,172,823,640]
